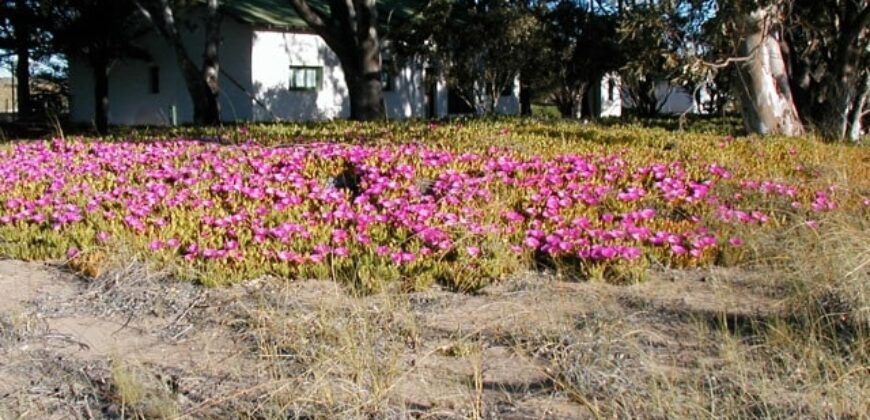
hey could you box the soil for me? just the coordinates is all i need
[0,259,784,418]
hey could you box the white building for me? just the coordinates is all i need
[68,1,519,126]
[620,79,712,115]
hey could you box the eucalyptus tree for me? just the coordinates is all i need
[689,0,867,139]
[781,0,869,140]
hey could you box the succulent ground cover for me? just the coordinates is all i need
[0,120,867,290]
[0,120,868,418]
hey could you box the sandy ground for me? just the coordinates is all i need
[0,258,785,418]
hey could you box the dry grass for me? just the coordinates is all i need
[504,209,870,418]
[239,282,419,417]
[108,358,179,419]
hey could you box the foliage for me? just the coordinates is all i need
[48,0,148,133]
[540,0,623,118]
[618,0,715,117]
[692,0,869,139]
[134,0,223,126]
[0,120,866,292]
[398,0,545,114]
[780,0,870,139]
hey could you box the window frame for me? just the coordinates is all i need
[288,65,323,91]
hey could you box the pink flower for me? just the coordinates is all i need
[465,246,481,257]
[621,247,642,260]
[66,248,80,259]
[96,231,110,243]
[728,237,744,247]
[598,246,617,259]
[185,243,199,255]
[523,237,540,249]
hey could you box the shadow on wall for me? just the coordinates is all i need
[254,85,329,121]
[253,42,349,121]
[384,64,425,119]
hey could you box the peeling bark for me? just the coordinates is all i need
[848,71,869,142]
[736,7,804,137]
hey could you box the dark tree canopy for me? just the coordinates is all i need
[51,0,146,133]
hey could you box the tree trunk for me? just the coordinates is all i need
[519,78,532,116]
[555,94,580,118]
[92,55,110,134]
[555,83,587,119]
[487,82,498,116]
[346,72,385,121]
[331,35,385,120]
[287,0,385,121]
[14,0,31,120]
[630,78,660,118]
[200,0,221,125]
[139,0,221,125]
[584,84,602,120]
[848,71,869,142]
[735,7,804,136]
[570,90,583,119]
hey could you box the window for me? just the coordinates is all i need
[289,66,322,91]
[149,66,160,94]
[380,60,394,91]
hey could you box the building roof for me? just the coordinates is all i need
[220,0,427,31]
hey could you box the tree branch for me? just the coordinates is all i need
[844,5,870,46]
[287,0,330,33]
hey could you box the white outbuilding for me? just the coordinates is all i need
[67,0,520,126]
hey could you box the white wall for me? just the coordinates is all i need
[384,64,428,119]
[655,82,694,114]
[68,55,95,124]
[493,78,521,115]
[251,30,437,121]
[69,18,518,125]
[599,73,622,117]
[69,15,254,126]
[251,31,346,120]
[620,79,711,115]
